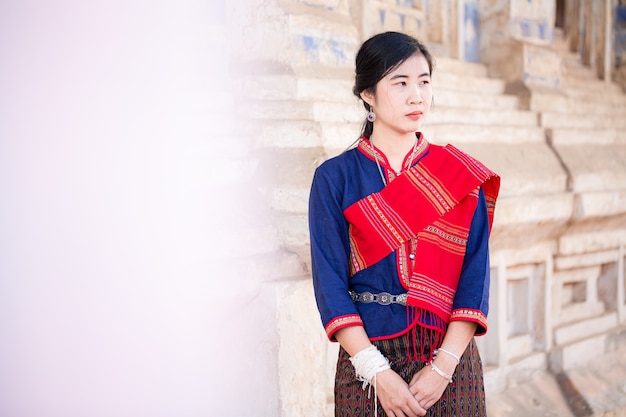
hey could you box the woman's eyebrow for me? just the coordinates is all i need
[389,72,430,80]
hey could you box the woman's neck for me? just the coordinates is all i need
[370,130,417,173]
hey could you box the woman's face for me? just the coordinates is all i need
[362,53,432,136]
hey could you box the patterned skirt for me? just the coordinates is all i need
[334,330,486,417]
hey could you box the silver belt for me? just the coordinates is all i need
[350,290,408,306]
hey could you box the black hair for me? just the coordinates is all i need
[353,32,434,138]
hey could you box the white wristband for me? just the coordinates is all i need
[349,345,391,385]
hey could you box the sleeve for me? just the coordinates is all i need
[308,166,363,341]
[450,187,491,335]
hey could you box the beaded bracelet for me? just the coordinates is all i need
[429,361,453,383]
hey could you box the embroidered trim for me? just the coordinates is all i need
[325,314,363,340]
[450,308,488,334]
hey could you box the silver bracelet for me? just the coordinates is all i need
[430,361,453,383]
[435,348,460,365]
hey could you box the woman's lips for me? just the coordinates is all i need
[406,111,422,121]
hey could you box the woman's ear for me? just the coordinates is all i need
[360,89,374,107]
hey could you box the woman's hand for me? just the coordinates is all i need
[376,369,427,417]
[407,357,453,410]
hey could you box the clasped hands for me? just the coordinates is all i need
[375,355,456,417]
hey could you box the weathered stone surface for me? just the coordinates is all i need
[256,120,323,148]
[553,144,626,192]
[551,334,607,372]
[276,279,330,416]
[423,124,545,144]
[236,2,626,416]
[428,107,538,126]
[454,143,568,197]
[553,313,619,345]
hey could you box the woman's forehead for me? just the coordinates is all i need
[386,54,430,77]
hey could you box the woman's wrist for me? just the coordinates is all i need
[349,344,391,384]
[432,349,459,375]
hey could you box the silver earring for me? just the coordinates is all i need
[367,110,376,122]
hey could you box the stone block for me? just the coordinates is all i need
[263,185,310,214]
[286,0,349,16]
[242,75,298,100]
[553,144,626,192]
[575,191,626,218]
[255,147,323,187]
[493,194,573,226]
[521,43,561,89]
[553,313,619,345]
[239,250,308,282]
[559,214,626,255]
[529,91,620,115]
[555,249,619,270]
[313,101,362,122]
[287,14,358,70]
[321,121,362,151]
[276,279,332,416]
[249,100,315,120]
[428,108,537,126]
[558,302,606,327]
[492,242,557,269]
[541,112,626,130]
[277,214,310,251]
[550,334,607,372]
[548,128,620,146]
[454,143,568,197]
[507,334,534,360]
[256,120,323,148]
[434,72,507,94]
[422,125,545,144]
[435,57,488,77]
[297,77,354,102]
[505,352,548,387]
[434,89,520,110]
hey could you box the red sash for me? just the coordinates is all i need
[344,141,500,321]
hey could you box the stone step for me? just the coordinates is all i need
[576,190,626,218]
[558,213,626,255]
[435,89,520,110]
[241,75,355,102]
[541,112,626,129]
[548,128,624,145]
[428,107,537,126]
[248,100,363,123]
[455,143,568,197]
[493,193,573,226]
[422,124,545,144]
[434,56,488,78]
[433,72,507,94]
[529,91,623,115]
[561,61,597,80]
[560,81,626,102]
[552,143,626,192]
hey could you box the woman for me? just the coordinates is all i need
[308,32,500,416]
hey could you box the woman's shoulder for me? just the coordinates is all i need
[314,146,361,176]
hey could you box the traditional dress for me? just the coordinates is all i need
[309,134,500,416]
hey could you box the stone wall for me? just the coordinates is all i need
[232,0,626,415]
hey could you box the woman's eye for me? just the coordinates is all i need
[419,80,430,85]
[396,81,407,86]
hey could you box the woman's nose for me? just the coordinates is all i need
[409,86,424,104]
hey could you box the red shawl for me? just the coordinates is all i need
[343,140,500,340]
